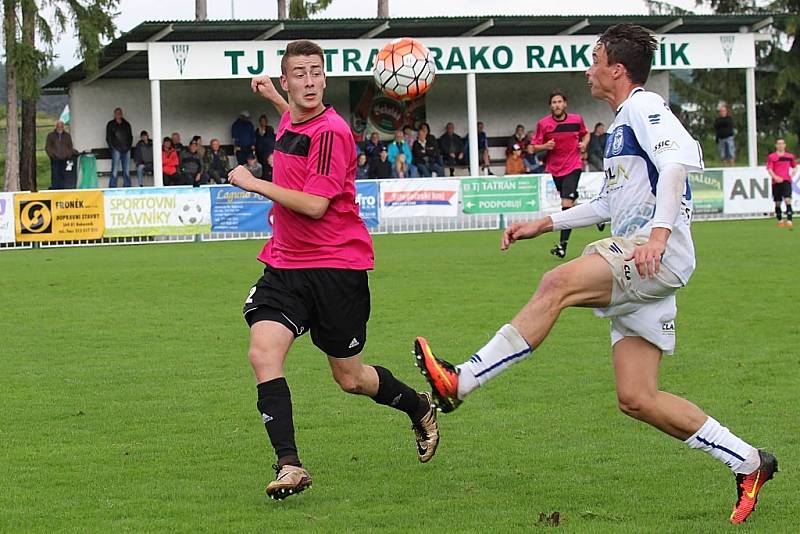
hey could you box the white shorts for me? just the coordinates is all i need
[582,237,683,354]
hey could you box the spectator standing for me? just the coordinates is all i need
[162,137,180,186]
[203,138,231,184]
[133,130,154,187]
[171,132,185,154]
[766,138,797,228]
[412,124,444,177]
[439,122,464,177]
[369,146,392,179]
[505,143,526,175]
[105,107,133,188]
[180,140,205,187]
[587,122,607,171]
[464,121,492,174]
[232,110,256,165]
[255,114,276,166]
[714,104,736,166]
[45,120,76,190]
[356,153,370,180]
[245,153,264,179]
[530,90,590,258]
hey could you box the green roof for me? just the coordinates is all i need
[44,14,786,93]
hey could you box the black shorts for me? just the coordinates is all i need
[553,169,582,200]
[243,265,370,358]
[772,181,792,202]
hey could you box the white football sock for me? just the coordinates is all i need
[456,324,532,399]
[684,416,759,474]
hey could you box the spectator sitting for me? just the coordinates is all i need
[587,122,607,171]
[203,138,230,184]
[162,137,180,186]
[356,153,370,180]
[464,120,492,174]
[369,146,392,179]
[245,153,264,179]
[391,153,414,178]
[506,124,527,155]
[365,131,385,162]
[524,145,546,174]
[403,125,416,147]
[232,110,256,165]
[412,123,444,177]
[106,107,134,188]
[45,120,77,190]
[714,104,735,166]
[505,143,526,175]
[263,153,274,182]
[191,135,206,159]
[171,132,184,155]
[387,130,412,164]
[133,130,154,187]
[439,122,464,176]
[255,114,276,166]
[180,140,205,187]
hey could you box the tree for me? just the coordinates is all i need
[195,0,206,21]
[277,0,286,20]
[287,0,332,19]
[377,0,388,18]
[3,0,20,192]
[2,0,117,191]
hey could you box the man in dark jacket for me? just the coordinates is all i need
[587,122,607,172]
[439,122,464,176]
[45,121,76,189]
[369,147,392,179]
[180,140,206,187]
[231,110,256,165]
[106,107,133,187]
[133,130,154,187]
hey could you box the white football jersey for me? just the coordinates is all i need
[591,87,704,285]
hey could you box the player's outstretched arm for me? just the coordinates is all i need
[251,75,290,115]
[228,165,330,219]
[501,217,553,250]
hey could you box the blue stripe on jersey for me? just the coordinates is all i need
[608,124,660,196]
[473,346,532,378]
[695,435,746,462]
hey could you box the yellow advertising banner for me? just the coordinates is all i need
[15,191,105,241]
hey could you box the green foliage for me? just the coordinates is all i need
[0,225,798,531]
[288,0,333,19]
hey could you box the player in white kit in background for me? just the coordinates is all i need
[414,24,777,524]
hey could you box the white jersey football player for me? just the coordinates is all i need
[415,24,776,524]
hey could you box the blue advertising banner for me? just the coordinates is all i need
[356,180,380,228]
[209,185,272,232]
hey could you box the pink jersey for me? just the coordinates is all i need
[766,151,797,183]
[258,106,374,270]
[532,112,588,177]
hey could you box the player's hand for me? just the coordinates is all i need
[228,165,259,192]
[626,240,666,279]
[543,139,556,150]
[501,220,546,250]
[251,75,282,102]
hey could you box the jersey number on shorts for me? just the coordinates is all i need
[245,286,257,304]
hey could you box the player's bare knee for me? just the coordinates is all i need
[333,372,363,395]
[536,269,570,307]
[617,391,654,420]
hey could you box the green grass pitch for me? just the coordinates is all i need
[2,219,798,532]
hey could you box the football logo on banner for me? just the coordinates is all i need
[19,200,53,234]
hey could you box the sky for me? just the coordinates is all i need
[49,0,710,70]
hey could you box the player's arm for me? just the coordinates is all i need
[251,75,290,115]
[501,200,609,250]
[530,122,554,152]
[228,166,330,219]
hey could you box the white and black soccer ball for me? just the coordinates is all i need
[178,199,204,225]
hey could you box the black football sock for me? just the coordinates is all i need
[560,207,572,246]
[371,366,428,423]
[775,205,783,221]
[256,378,300,467]
[786,205,793,221]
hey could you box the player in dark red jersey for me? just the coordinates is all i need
[766,138,797,229]
[530,90,591,258]
[228,40,439,500]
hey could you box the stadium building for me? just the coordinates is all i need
[44,14,779,184]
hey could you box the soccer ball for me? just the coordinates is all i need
[373,37,436,101]
[178,199,204,225]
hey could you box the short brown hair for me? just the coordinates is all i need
[549,90,567,104]
[281,40,325,75]
[598,24,657,85]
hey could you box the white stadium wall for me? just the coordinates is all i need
[67,70,668,163]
